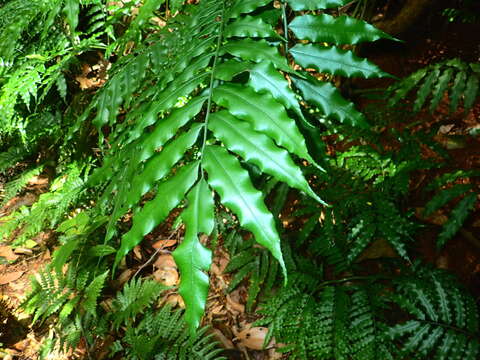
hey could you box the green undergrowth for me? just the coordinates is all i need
[0,0,479,359]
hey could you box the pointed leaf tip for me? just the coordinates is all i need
[173,179,214,333]
[202,145,287,278]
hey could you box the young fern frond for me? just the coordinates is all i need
[0,146,30,174]
[119,306,226,360]
[224,238,280,312]
[298,143,421,266]
[104,278,225,360]
[22,264,107,326]
[258,263,480,359]
[111,277,167,330]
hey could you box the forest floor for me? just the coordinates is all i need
[1,12,480,360]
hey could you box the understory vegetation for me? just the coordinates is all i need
[0,0,479,359]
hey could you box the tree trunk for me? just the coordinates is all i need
[374,0,435,35]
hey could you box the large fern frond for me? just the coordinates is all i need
[69,0,393,332]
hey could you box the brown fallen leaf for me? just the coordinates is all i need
[100,298,113,313]
[236,326,274,350]
[226,293,245,314]
[0,245,19,261]
[210,304,227,317]
[14,247,33,256]
[164,294,185,308]
[8,281,26,291]
[212,328,235,349]
[114,269,133,288]
[357,238,397,261]
[133,245,143,260]
[268,348,284,360]
[210,263,222,277]
[27,175,49,187]
[415,207,448,226]
[153,268,178,286]
[152,239,177,249]
[0,271,24,285]
[154,254,177,270]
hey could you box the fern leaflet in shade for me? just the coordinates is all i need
[389,58,480,113]
[424,170,479,249]
[388,265,480,359]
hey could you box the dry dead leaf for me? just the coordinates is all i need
[27,175,49,187]
[94,335,115,360]
[154,254,177,270]
[210,304,227,317]
[133,245,142,260]
[358,238,397,261]
[1,193,37,214]
[236,326,274,350]
[212,328,235,349]
[210,263,222,276]
[0,271,24,285]
[199,234,209,245]
[0,245,19,261]
[436,255,449,270]
[152,239,177,249]
[268,348,283,359]
[114,269,133,288]
[415,207,448,226]
[14,248,33,255]
[100,298,113,312]
[164,294,185,308]
[226,293,244,314]
[76,76,103,90]
[8,281,26,291]
[153,268,178,286]
[75,62,108,90]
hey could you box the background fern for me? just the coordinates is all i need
[257,262,480,359]
[387,264,480,359]
[0,165,43,207]
[423,170,479,249]
[0,162,87,245]
[388,58,480,113]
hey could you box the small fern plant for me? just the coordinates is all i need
[256,263,480,359]
[0,162,88,245]
[0,0,111,139]
[75,0,395,332]
[112,305,226,360]
[223,232,282,312]
[387,264,480,359]
[292,141,425,267]
[256,272,394,359]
